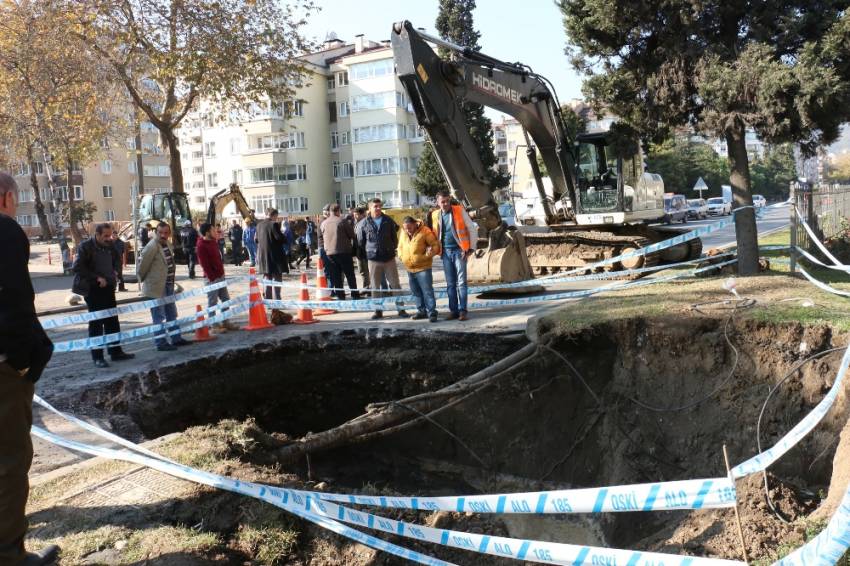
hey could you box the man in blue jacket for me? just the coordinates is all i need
[355,198,408,320]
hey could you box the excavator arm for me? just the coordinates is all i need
[206,183,256,226]
[391,20,578,228]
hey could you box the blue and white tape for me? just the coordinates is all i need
[731,340,850,478]
[30,425,743,566]
[40,277,246,330]
[775,482,850,565]
[51,296,251,352]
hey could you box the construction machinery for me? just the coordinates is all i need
[206,183,257,226]
[391,21,702,284]
[137,191,192,261]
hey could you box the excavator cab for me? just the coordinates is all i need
[138,192,191,261]
[575,133,621,214]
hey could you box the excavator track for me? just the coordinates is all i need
[521,227,701,280]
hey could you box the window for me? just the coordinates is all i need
[128,161,137,174]
[17,163,29,176]
[330,131,339,149]
[353,123,406,143]
[16,215,34,226]
[350,59,393,81]
[250,194,276,214]
[284,100,304,117]
[332,161,340,179]
[339,101,349,117]
[203,142,216,157]
[143,165,170,177]
[104,210,115,221]
[248,164,306,183]
[355,157,407,176]
[71,160,83,173]
[207,172,218,188]
[102,185,113,198]
[336,71,349,86]
[72,185,83,199]
[341,131,350,145]
[184,182,191,191]
[281,197,309,212]
[410,156,420,174]
[284,164,307,181]
[33,162,44,175]
[230,138,241,155]
[192,166,204,175]
[344,193,356,208]
[18,189,34,203]
[232,169,243,184]
[101,160,112,174]
[192,181,205,189]
[327,76,335,90]
[351,91,406,112]
[328,102,337,122]
[191,151,203,159]
[55,186,83,201]
[342,162,354,178]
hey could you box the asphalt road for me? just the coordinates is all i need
[682,202,790,249]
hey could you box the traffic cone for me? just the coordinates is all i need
[314,256,337,315]
[243,267,274,330]
[294,272,318,324]
[193,305,216,342]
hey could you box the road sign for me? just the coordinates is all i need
[693,177,709,198]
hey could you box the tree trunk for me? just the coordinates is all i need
[724,121,760,275]
[26,144,52,240]
[66,157,85,244]
[162,127,184,193]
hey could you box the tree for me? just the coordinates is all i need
[750,145,797,200]
[74,0,317,197]
[560,0,850,274]
[827,153,850,183]
[0,0,120,243]
[647,137,730,196]
[413,0,508,199]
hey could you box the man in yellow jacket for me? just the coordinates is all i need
[431,190,474,321]
[398,216,441,322]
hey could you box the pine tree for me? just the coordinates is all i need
[561,0,850,275]
[412,0,508,199]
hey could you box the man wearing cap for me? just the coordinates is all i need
[179,219,199,279]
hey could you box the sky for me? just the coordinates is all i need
[302,0,584,120]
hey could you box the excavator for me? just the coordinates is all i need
[206,182,256,226]
[390,21,702,284]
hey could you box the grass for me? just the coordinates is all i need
[750,518,849,566]
[122,526,221,562]
[539,271,850,336]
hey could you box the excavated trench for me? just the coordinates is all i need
[73,319,850,562]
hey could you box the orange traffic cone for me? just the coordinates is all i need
[193,305,216,342]
[294,272,318,324]
[243,267,274,330]
[314,256,337,315]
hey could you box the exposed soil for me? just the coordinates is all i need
[41,316,850,564]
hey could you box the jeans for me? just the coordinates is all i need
[264,273,282,300]
[85,285,122,361]
[150,282,182,346]
[206,277,231,315]
[408,269,437,316]
[327,253,359,299]
[368,259,404,313]
[442,247,468,315]
[0,366,34,564]
[245,242,257,266]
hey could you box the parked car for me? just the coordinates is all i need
[663,194,688,224]
[686,198,708,219]
[752,194,766,208]
[706,197,732,216]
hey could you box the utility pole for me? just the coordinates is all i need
[134,113,145,288]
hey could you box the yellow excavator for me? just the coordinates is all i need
[391,22,702,285]
[206,183,256,226]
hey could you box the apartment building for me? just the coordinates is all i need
[181,35,426,219]
[12,120,171,235]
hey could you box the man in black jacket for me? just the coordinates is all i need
[0,172,60,565]
[255,208,286,300]
[355,198,408,320]
[72,224,135,368]
[179,220,199,279]
[228,220,243,266]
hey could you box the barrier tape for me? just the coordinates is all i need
[51,296,252,352]
[30,425,743,565]
[40,277,248,330]
[775,482,850,565]
[29,426,454,566]
[795,207,846,269]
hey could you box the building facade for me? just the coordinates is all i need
[12,119,171,235]
[180,35,426,219]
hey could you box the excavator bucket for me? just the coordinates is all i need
[466,230,541,292]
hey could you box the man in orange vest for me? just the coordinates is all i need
[431,190,475,321]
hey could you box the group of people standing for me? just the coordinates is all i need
[316,190,473,322]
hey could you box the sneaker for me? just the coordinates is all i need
[157,343,177,352]
[429,314,439,323]
[22,544,60,565]
[371,310,383,320]
[411,312,427,320]
[171,337,192,347]
[93,359,109,368]
[397,310,410,318]
[447,312,460,320]
[110,351,135,361]
[458,311,469,321]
